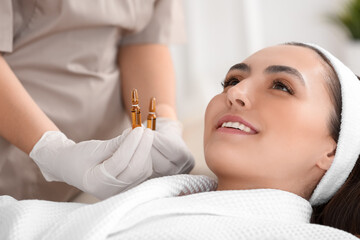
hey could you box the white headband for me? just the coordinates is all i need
[306,43,360,205]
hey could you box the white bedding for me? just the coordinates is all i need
[0,175,357,239]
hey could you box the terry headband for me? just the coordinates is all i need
[306,43,360,206]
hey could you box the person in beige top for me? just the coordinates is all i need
[0,0,194,201]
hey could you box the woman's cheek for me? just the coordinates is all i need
[204,94,224,145]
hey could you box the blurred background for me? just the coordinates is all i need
[174,0,359,176]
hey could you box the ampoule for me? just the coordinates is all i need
[147,97,156,130]
[131,89,142,129]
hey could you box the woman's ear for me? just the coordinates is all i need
[316,139,337,171]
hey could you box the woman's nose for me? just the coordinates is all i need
[226,82,252,109]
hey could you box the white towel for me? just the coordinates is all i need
[307,43,360,205]
[0,175,356,239]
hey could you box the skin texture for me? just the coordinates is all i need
[203,45,337,199]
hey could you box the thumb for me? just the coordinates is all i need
[86,128,134,162]
[112,128,154,182]
[97,128,133,154]
[103,127,146,176]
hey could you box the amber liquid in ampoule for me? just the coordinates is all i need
[147,97,156,130]
[131,89,142,129]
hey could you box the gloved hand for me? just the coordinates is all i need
[149,118,195,178]
[30,118,195,200]
[29,127,154,199]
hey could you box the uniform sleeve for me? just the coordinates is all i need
[121,0,186,45]
[0,0,13,53]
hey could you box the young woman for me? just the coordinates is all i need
[204,42,360,237]
[0,42,359,239]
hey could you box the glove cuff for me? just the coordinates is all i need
[29,131,74,182]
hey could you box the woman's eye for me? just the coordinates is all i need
[222,78,240,88]
[272,80,294,95]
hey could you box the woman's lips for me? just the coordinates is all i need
[216,115,259,135]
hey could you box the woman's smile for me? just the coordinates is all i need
[216,114,258,135]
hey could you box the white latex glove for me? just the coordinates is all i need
[30,127,154,199]
[149,118,195,178]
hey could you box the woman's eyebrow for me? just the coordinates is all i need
[264,65,305,86]
[228,63,251,73]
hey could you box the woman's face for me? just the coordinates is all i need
[204,45,337,196]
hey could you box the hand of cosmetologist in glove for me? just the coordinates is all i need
[29,127,154,199]
[29,119,194,200]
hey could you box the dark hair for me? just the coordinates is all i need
[284,42,360,236]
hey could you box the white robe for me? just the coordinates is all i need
[0,175,356,239]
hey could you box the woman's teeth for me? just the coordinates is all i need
[221,122,251,133]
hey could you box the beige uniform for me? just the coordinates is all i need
[0,0,185,201]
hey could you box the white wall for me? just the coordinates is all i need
[260,0,347,56]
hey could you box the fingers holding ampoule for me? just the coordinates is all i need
[87,126,155,199]
[103,127,146,176]
[129,90,193,177]
[113,128,154,184]
[85,89,193,198]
